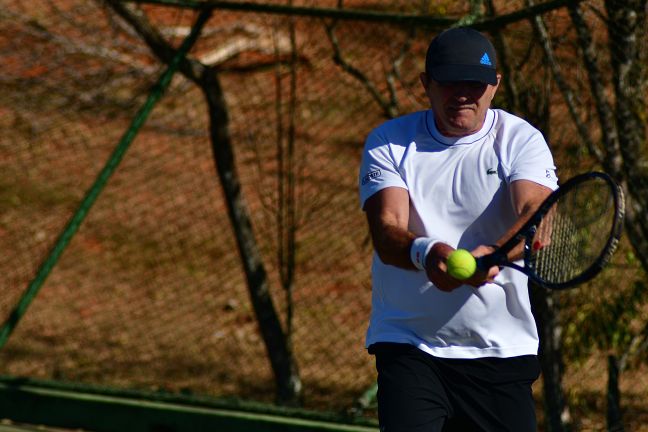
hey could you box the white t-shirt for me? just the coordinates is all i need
[359,108,558,359]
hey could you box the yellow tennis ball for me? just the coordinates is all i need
[447,249,477,280]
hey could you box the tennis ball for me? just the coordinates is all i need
[447,249,477,280]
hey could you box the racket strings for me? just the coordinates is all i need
[531,179,615,284]
[535,212,579,282]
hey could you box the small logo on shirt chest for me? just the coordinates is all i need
[487,168,497,175]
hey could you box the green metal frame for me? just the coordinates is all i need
[0,377,378,432]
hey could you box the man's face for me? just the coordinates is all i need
[420,73,501,137]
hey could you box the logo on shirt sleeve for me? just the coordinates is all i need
[361,169,382,185]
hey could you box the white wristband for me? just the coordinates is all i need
[410,237,439,270]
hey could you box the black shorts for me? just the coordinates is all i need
[369,343,540,432]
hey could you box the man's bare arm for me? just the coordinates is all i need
[363,187,497,291]
[363,187,417,269]
[492,179,553,260]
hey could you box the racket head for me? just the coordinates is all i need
[524,171,625,290]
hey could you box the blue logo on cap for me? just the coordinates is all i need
[480,53,492,66]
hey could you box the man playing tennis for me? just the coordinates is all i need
[359,28,559,431]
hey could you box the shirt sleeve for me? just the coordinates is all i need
[507,130,559,191]
[358,129,408,209]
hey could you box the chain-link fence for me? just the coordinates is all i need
[0,0,647,430]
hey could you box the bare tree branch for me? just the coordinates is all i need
[0,8,154,71]
[484,0,521,113]
[529,0,604,163]
[324,20,399,119]
[385,26,417,115]
[568,3,622,175]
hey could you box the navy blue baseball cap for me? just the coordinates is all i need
[425,27,497,85]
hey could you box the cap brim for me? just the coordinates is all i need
[430,65,497,85]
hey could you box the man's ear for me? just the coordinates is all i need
[488,74,502,97]
[493,73,502,90]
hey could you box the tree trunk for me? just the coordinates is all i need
[607,355,624,432]
[530,283,571,432]
[604,0,648,269]
[200,68,302,406]
[603,0,645,407]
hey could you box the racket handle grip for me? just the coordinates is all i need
[475,251,503,271]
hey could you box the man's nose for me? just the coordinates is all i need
[451,89,472,101]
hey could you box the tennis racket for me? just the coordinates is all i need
[475,171,625,290]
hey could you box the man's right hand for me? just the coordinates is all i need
[425,243,499,292]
